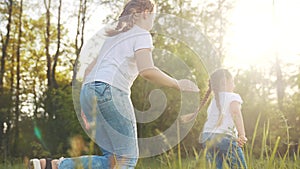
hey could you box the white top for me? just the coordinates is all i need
[84,25,153,94]
[202,92,243,138]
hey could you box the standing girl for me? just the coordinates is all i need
[29,0,199,169]
[181,68,247,169]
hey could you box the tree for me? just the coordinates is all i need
[44,0,52,88]
[0,0,86,159]
[51,0,62,89]
[0,0,12,93]
[0,0,15,159]
[12,0,23,156]
[72,0,88,84]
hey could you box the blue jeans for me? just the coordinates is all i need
[201,133,247,169]
[59,81,138,169]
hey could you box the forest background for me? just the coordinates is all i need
[0,0,299,168]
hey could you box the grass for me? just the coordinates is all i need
[1,156,299,169]
[134,112,300,169]
[1,114,299,169]
[0,161,24,169]
[136,156,300,169]
[133,139,299,169]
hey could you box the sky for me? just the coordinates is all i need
[222,0,300,69]
[83,0,300,71]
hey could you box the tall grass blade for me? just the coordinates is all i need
[177,121,182,169]
[249,112,261,168]
[267,136,280,169]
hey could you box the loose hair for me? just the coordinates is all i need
[105,0,155,36]
[197,69,232,126]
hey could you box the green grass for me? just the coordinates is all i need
[2,156,298,169]
[135,157,300,169]
[1,114,299,169]
[134,143,300,169]
[0,162,25,169]
[134,112,300,169]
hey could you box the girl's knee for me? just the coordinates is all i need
[57,158,73,169]
[115,156,137,169]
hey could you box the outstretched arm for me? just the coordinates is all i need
[230,101,247,147]
[135,48,199,92]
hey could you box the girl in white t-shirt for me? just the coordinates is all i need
[181,68,247,169]
[29,0,199,169]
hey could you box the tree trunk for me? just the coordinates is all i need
[44,0,52,88]
[52,0,62,89]
[72,0,87,84]
[0,0,13,159]
[276,57,284,111]
[0,0,13,93]
[12,0,23,156]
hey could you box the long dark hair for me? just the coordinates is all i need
[197,69,232,126]
[105,0,155,36]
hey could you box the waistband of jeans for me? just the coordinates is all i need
[202,132,235,139]
[85,81,107,86]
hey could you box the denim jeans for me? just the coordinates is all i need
[59,81,138,169]
[201,132,247,169]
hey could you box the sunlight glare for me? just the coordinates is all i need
[223,0,300,69]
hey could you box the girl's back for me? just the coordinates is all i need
[202,92,243,138]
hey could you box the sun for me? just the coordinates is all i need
[222,0,300,69]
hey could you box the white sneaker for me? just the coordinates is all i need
[57,157,65,166]
[29,159,41,169]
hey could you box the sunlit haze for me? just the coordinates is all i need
[223,0,300,69]
[84,0,300,70]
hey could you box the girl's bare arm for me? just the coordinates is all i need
[230,101,247,147]
[135,48,199,92]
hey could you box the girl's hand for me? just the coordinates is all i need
[237,135,247,147]
[179,112,197,123]
[177,79,200,92]
[81,110,90,130]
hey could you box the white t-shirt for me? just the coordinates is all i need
[84,25,153,94]
[202,92,243,138]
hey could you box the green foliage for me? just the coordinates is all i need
[0,0,78,161]
[30,141,51,158]
[0,0,300,167]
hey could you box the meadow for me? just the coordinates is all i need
[1,115,299,169]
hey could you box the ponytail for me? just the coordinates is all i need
[179,82,211,123]
[105,0,155,36]
[180,69,232,124]
[197,81,212,112]
[209,68,232,127]
[214,88,224,127]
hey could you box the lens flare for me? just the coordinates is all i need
[33,122,49,150]
[34,125,42,141]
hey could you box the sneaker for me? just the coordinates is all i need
[57,157,64,166]
[29,159,41,169]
